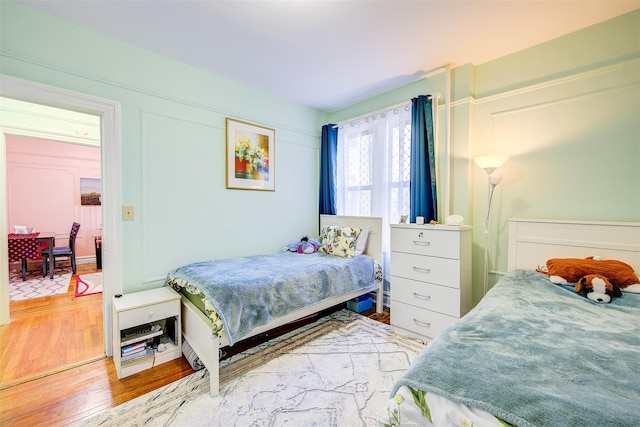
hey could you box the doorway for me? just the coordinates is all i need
[0,75,122,361]
[2,104,104,386]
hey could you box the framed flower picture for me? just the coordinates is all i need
[226,118,275,191]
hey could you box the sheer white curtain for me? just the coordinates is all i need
[335,106,412,286]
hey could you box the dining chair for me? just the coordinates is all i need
[8,233,40,281]
[42,222,81,277]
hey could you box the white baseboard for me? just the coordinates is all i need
[77,256,97,265]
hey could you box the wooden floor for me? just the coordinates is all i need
[0,276,390,427]
[1,263,104,388]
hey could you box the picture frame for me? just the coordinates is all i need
[226,118,275,191]
[399,214,408,224]
[80,177,101,205]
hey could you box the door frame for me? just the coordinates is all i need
[0,74,121,357]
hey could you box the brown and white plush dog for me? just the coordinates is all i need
[575,274,622,304]
[537,256,640,293]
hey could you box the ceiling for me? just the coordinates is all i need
[16,0,639,113]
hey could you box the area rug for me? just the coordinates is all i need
[8,273,72,301]
[75,272,103,297]
[78,310,426,426]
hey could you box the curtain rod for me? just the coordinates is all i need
[332,93,441,129]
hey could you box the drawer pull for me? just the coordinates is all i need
[413,292,431,301]
[412,240,431,246]
[412,266,431,274]
[148,310,155,317]
[413,319,431,328]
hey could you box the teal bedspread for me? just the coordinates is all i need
[391,269,640,427]
[166,252,378,346]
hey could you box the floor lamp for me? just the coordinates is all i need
[474,155,508,295]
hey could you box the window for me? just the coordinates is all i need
[335,106,412,283]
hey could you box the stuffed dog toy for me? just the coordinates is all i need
[537,256,640,293]
[575,274,622,303]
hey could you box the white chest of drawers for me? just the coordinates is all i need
[390,224,472,340]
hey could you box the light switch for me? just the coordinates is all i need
[122,205,135,221]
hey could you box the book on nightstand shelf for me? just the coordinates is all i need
[122,349,146,360]
[122,348,154,364]
[121,341,146,354]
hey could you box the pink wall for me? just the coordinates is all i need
[6,135,101,259]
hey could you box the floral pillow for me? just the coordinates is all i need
[320,225,361,258]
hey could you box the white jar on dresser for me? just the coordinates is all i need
[390,223,472,341]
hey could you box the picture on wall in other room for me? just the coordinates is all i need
[226,118,275,191]
[81,177,102,205]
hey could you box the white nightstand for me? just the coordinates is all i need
[390,224,472,340]
[112,287,182,378]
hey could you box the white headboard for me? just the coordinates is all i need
[508,218,640,272]
[319,215,382,263]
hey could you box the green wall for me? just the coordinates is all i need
[330,10,640,304]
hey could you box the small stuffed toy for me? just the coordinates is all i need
[285,236,321,254]
[575,274,622,303]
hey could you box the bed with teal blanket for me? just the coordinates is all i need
[380,219,640,427]
[167,251,381,346]
[168,215,384,396]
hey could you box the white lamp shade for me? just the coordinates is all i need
[473,154,509,175]
[474,155,508,170]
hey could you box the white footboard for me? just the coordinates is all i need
[181,297,221,396]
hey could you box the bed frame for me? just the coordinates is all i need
[180,215,384,396]
[508,218,640,272]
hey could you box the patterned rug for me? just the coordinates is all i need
[8,273,72,301]
[78,310,426,426]
[75,272,103,297]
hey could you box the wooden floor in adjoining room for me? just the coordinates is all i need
[0,275,390,427]
[1,263,104,389]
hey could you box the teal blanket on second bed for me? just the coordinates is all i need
[167,251,378,345]
[391,269,640,427]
